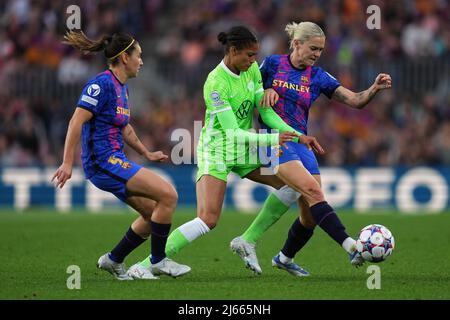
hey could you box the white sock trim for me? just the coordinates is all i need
[279,251,293,264]
[178,217,211,242]
[274,185,301,206]
[194,217,210,233]
[342,237,356,254]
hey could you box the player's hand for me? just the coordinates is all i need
[298,135,325,154]
[51,163,72,189]
[260,88,279,108]
[278,131,301,148]
[145,150,168,162]
[373,73,392,91]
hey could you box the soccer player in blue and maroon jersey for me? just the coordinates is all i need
[231,22,392,276]
[52,30,190,280]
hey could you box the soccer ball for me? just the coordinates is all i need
[356,224,395,263]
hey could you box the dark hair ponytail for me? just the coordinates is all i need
[217,26,258,52]
[63,30,136,65]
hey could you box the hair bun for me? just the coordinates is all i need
[217,32,228,45]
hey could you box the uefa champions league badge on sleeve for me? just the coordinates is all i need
[211,91,224,107]
[211,91,220,102]
[87,84,101,97]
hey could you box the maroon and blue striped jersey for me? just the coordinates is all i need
[259,54,340,134]
[77,70,131,178]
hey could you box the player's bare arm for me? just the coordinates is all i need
[122,124,168,162]
[258,89,324,154]
[332,73,392,109]
[298,135,325,155]
[260,88,279,107]
[52,107,93,188]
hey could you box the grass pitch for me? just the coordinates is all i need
[1,208,449,300]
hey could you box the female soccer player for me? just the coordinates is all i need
[231,21,392,276]
[127,26,324,279]
[52,30,190,280]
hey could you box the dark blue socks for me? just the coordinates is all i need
[150,221,171,264]
[109,227,146,263]
[310,201,349,245]
[281,217,314,258]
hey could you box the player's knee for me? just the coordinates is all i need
[140,212,152,222]
[168,187,179,206]
[303,185,325,204]
[160,184,178,208]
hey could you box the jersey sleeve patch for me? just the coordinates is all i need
[86,83,101,97]
[210,90,225,107]
[210,106,231,114]
[81,94,98,106]
[77,79,108,113]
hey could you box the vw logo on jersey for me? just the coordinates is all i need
[87,84,101,97]
[236,100,252,120]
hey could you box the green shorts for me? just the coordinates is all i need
[196,145,261,182]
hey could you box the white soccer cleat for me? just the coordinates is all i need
[230,236,262,275]
[97,253,133,281]
[150,258,191,278]
[127,263,159,280]
[349,250,365,267]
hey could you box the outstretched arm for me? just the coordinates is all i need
[257,104,323,154]
[216,108,299,146]
[257,103,302,140]
[122,124,168,162]
[332,73,392,109]
[256,90,324,154]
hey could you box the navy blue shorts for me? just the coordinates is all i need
[88,154,142,202]
[266,141,320,175]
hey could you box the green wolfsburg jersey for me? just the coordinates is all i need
[198,61,265,164]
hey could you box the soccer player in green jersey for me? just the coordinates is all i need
[231,22,392,277]
[127,26,323,279]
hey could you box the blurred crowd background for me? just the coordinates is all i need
[0,0,449,168]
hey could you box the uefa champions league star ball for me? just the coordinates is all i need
[356,224,395,263]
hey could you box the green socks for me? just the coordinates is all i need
[138,217,210,267]
[242,192,290,244]
[138,186,299,267]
